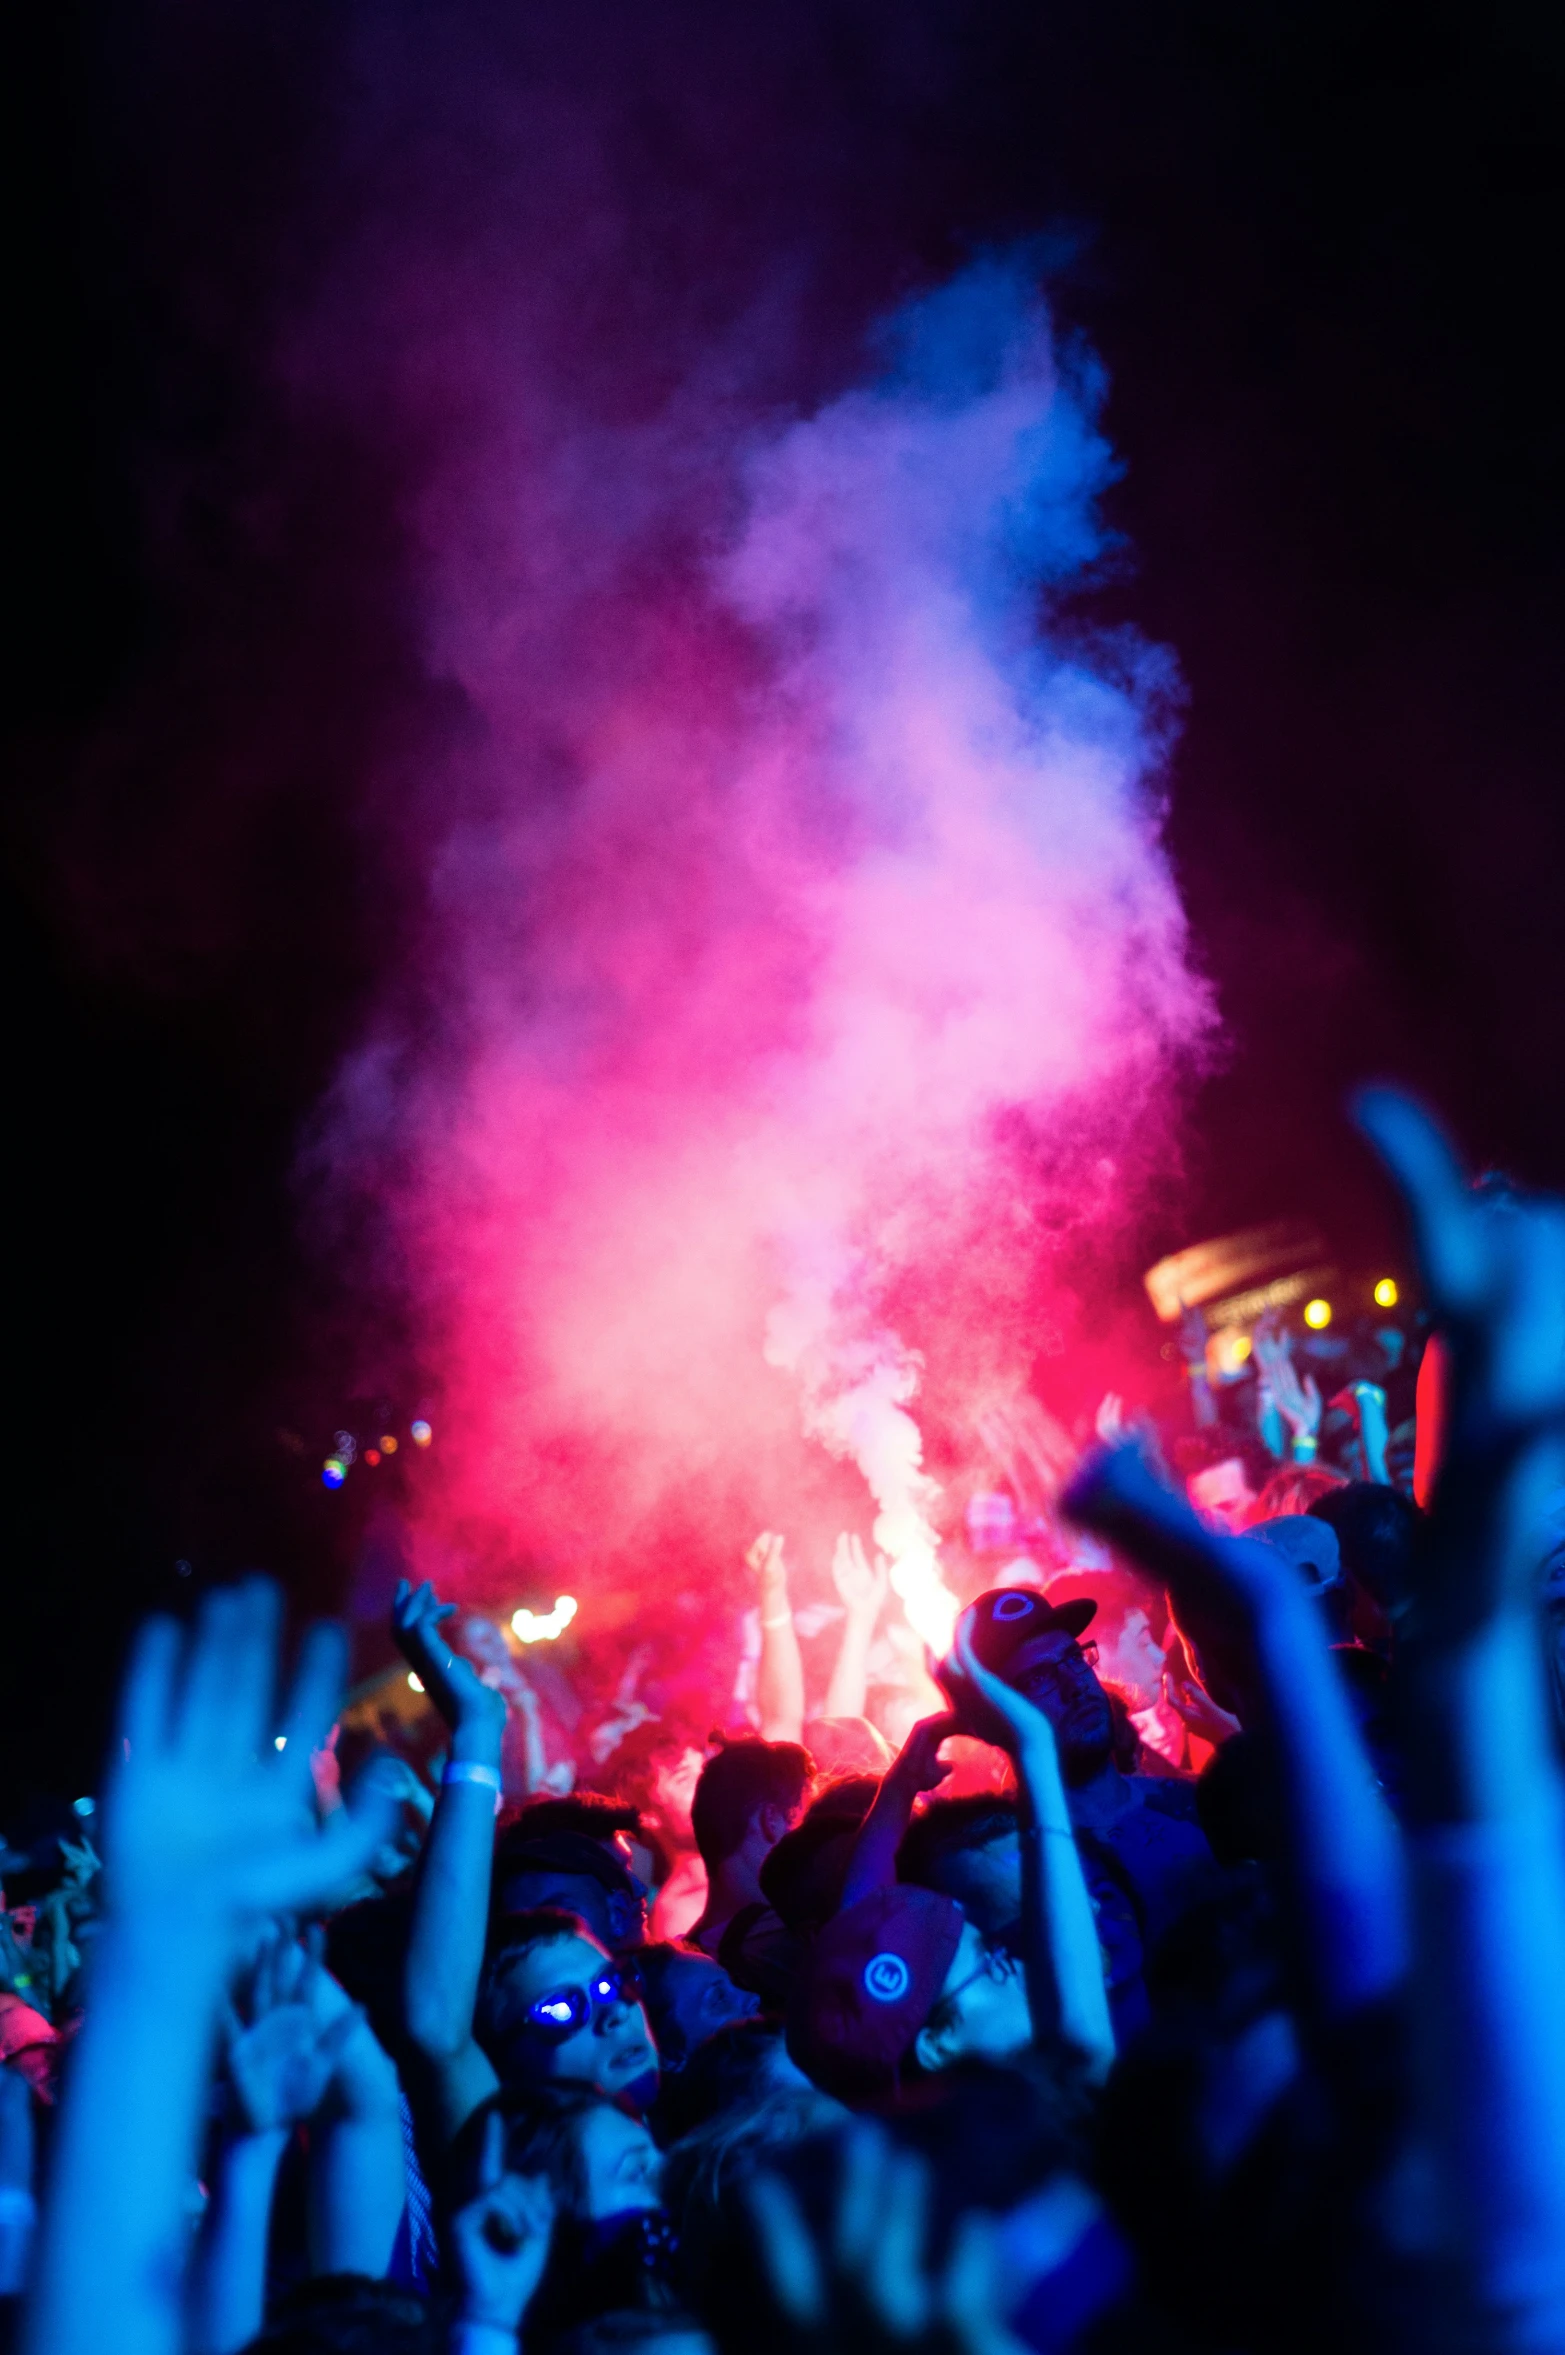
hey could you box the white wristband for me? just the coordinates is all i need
[442,1760,503,1815]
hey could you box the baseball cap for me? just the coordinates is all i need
[965,1585,1097,1676]
[787,1884,963,2103]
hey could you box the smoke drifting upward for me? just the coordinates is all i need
[315,250,1213,1604]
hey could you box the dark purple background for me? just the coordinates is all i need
[5,0,1563,1798]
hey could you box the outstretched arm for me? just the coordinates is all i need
[22,1584,393,2355]
[394,1580,507,2152]
[1354,1088,1565,2349]
[842,1713,958,1908]
[942,1622,1115,2082]
[1065,1443,1408,2022]
[750,1533,806,1744]
[822,1534,890,1723]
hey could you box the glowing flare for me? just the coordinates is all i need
[407,1672,425,1692]
[511,1594,579,1644]
[1303,1298,1332,1330]
[322,1456,348,1487]
[410,1419,433,1447]
[1373,1278,1399,1309]
[883,1534,960,1656]
[380,1434,399,1453]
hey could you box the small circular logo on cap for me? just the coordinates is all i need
[863,1951,911,2003]
[993,1591,1036,1621]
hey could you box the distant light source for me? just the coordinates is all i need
[73,1796,96,1817]
[1373,1277,1399,1309]
[511,1595,579,1644]
[380,1434,399,1454]
[322,1456,348,1488]
[274,1736,287,1751]
[364,1447,381,1466]
[1303,1298,1333,1330]
[407,1672,425,1693]
[410,1420,433,1448]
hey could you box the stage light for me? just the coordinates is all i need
[1303,1298,1332,1330]
[73,1796,95,1817]
[511,1595,579,1643]
[364,1447,381,1466]
[1232,1333,1252,1361]
[274,1736,287,1751]
[410,1419,433,1447]
[322,1456,348,1487]
[1373,1278,1399,1308]
[380,1434,399,1453]
[407,1672,425,1693]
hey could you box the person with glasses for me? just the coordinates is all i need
[392,1582,663,2159]
[475,1910,660,2113]
[949,1587,1231,2044]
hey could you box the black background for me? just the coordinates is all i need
[5,0,1563,1801]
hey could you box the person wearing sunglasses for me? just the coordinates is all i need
[476,1910,661,2112]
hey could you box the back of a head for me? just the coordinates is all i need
[652,2016,797,2142]
[508,1794,643,1849]
[550,2315,714,2355]
[896,1796,1018,1891]
[1308,1480,1423,1614]
[690,1739,811,1870]
[1250,1462,1348,1520]
[243,2275,443,2355]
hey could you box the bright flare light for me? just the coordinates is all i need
[1303,1298,1333,1330]
[410,1419,433,1447]
[511,1595,579,1644]
[322,1456,348,1487]
[1374,1278,1399,1309]
[407,1672,425,1693]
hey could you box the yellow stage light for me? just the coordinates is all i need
[1373,1278,1399,1308]
[1303,1298,1332,1330]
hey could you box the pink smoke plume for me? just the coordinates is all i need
[311,255,1214,1609]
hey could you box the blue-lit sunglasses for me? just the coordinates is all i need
[522,1964,641,2043]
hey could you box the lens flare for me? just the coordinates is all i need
[1303,1298,1332,1330]
[1373,1278,1399,1308]
[322,1456,348,1487]
[410,1420,433,1448]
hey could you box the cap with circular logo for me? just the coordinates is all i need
[966,1585,1097,1675]
[787,1884,963,2103]
[863,1950,912,2003]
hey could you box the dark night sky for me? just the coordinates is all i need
[4,1,1564,1803]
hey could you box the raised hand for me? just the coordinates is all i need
[939,1609,1055,1763]
[107,1580,397,1935]
[1355,1088,1565,1630]
[1253,1321,1322,1453]
[747,1529,789,1604]
[449,2109,555,2335]
[890,1710,961,1796]
[748,2118,1025,2355]
[221,1925,355,2136]
[832,1532,890,1620]
[1162,1666,1242,1748]
[391,1580,507,1743]
[1356,1090,1565,1439]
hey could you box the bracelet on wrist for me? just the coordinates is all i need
[442,1760,503,1814]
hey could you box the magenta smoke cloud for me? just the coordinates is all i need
[314,255,1214,1606]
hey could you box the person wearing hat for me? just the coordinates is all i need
[790,1611,1114,2105]
[947,1584,1229,2044]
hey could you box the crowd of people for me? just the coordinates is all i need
[6,1086,1565,2355]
